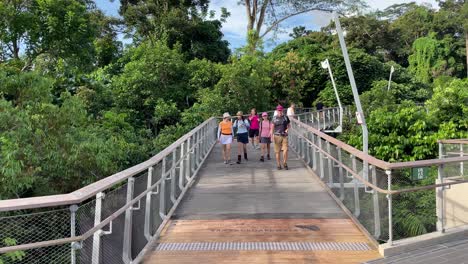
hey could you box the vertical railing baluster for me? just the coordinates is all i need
[70,204,78,264]
[159,158,167,220]
[371,165,381,239]
[123,177,135,264]
[91,192,104,264]
[386,170,393,245]
[437,163,445,233]
[351,155,360,217]
[170,150,177,203]
[179,142,185,190]
[319,137,324,179]
[337,147,344,201]
[186,137,192,181]
[144,167,154,241]
[312,134,317,171]
[327,141,333,186]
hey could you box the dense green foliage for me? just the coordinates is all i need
[0,0,467,250]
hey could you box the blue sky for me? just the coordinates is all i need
[95,0,438,51]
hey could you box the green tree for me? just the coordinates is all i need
[111,41,189,129]
[240,0,367,51]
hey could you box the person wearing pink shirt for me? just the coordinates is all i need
[248,108,260,149]
[259,112,272,162]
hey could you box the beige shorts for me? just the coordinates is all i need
[274,135,288,153]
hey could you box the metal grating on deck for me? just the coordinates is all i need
[156,242,372,251]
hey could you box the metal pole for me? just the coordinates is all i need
[461,143,464,176]
[333,12,369,195]
[319,137,324,179]
[387,66,395,91]
[70,204,78,264]
[437,164,445,233]
[371,166,381,239]
[123,177,135,264]
[179,142,185,190]
[327,141,333,186]
[322,60,343,131]
[170,150,177,204]
[160,158,167,220]
[92,192,104,264]
[144,167,154,241]
[386,170,393,245]
[351,155,360,217]
[337,147,344,201]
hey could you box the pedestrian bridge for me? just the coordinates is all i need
[0,107,467,264]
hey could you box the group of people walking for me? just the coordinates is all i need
[217,104,295,170]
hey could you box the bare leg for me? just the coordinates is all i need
[238,142,243,155]
[226,144,231,162]
[222,145,226,161]
[283,149,288,165]
[267,144,271,156]
[261,143,265,156]
[275,152,281,167]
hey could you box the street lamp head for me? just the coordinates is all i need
[321,59,329,69]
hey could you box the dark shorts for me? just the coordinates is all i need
[249,129,259,138]
[260,137,271,144]
[237,132,249,144]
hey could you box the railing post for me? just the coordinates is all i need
[70,204,78,264]
[371,165,381,239]
[319,137,324,179]
[437,164,445,233]
[144,167,154,241]
[312,135,317,171]
[92,192,105,264]
[351,155,360,217]
[170,150,177,203]
[317,112,321,130]
[186,137,192,180]
[327,141,333,186]
[123,177,135,264]
[179,142,185,190]
[306,133,311,165]
[461,143,464,177]
[337,147,344,201]
[160,157,167,220]
[386,170,393,245]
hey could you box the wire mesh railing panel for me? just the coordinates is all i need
[2,243,71,264]
[0,208,70,246]
[0,209,71,264]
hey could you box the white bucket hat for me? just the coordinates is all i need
[223,112,231,118]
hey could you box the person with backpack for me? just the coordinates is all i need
[233,111,250,164]
[271,105,291,170]
[248,108,260,149]
[259,112,272,162]
[217,112,234,164]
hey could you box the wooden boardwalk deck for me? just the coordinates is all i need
[144,144,381,263]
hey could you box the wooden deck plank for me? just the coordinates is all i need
[144,144,382,263]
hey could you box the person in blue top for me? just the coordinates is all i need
[233,111,250,164]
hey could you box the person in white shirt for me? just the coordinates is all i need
[287,103,295,118]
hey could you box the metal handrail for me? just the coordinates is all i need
[291,118,468,171]
[290,129,468,195]
[0,117,217,212]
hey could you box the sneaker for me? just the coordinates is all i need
[224,160,227,164]
[277,165,282,170]
[260,156,264,162]
[284,163,289,170]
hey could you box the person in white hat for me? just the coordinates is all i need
[218,112,234,164]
